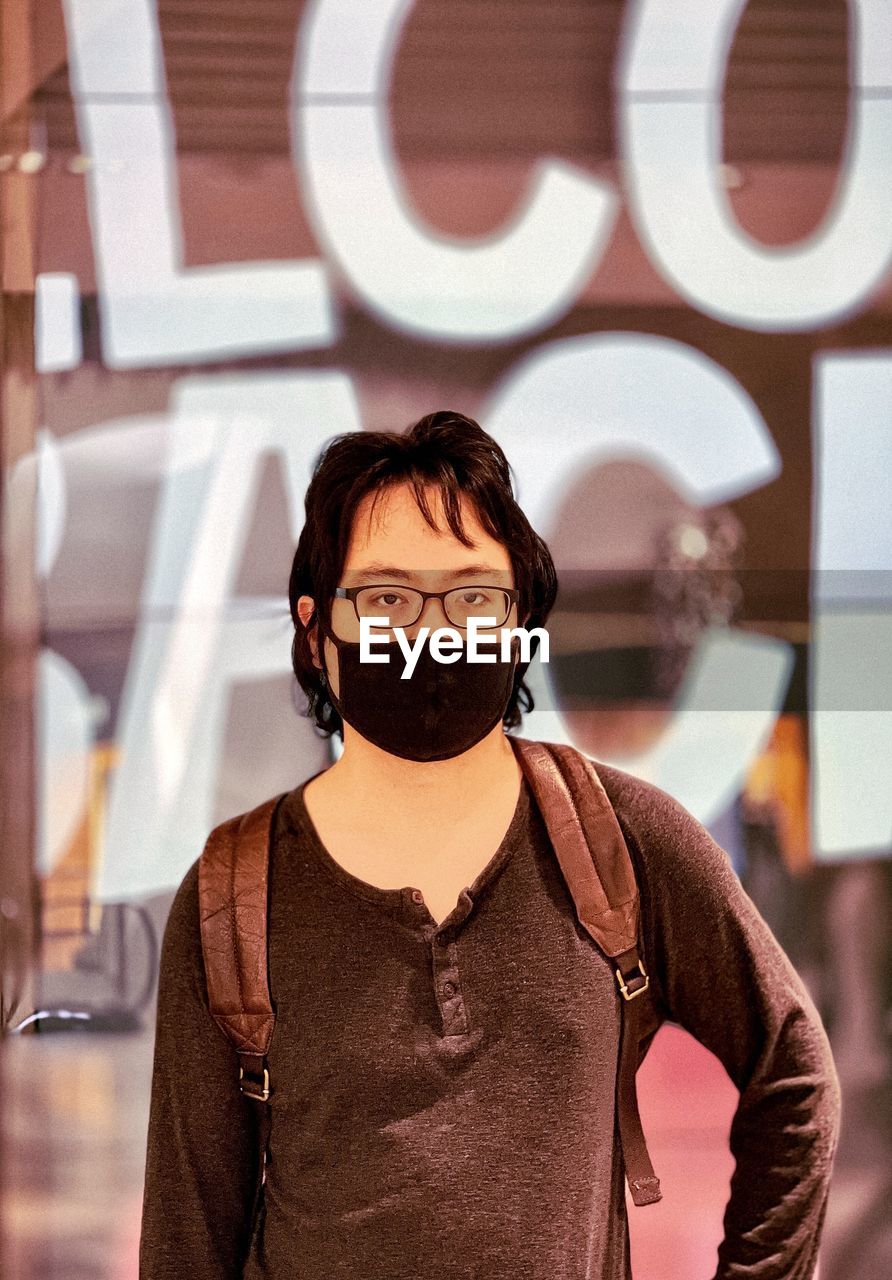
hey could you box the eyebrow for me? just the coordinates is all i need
[348,563,507,583]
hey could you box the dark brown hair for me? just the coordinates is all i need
[288,410,558,740]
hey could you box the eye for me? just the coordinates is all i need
[370,591,405,606]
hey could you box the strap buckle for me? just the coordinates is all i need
[239,1064,270,1101]
[615,959,650,1001]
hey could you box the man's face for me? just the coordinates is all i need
[296,482,521,706]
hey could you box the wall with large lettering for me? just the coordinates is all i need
[8,0,891,900]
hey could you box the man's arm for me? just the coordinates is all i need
[598,764,842,1280]
[139,856,262,1279]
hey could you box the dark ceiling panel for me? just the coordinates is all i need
[34,0,849,164]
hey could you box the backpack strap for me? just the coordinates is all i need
[197,790,287,1222]
[508,736,663,1207]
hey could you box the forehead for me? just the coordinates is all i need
[341,483,513,582]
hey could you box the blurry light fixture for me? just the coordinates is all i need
[66,153,93,174]
[18,150,46,173]
[674,523,711,560]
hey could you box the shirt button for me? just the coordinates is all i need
[410,889,425,904]
[441,980,457,998]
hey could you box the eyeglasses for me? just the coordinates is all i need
[334,584,520,630]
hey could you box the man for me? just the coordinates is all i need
[139,411,841,1279]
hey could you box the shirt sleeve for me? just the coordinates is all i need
[139,856,263,1279]
[602,766,842,1280]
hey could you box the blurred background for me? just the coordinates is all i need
[1,0,890,1276]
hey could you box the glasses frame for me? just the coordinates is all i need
[333,584,521,630]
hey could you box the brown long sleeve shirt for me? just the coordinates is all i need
[139,753,841,1279]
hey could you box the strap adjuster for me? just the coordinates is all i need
[239,1064,270,1101]
[615,959,650,1001]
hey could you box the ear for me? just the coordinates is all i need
[296,595,323,669]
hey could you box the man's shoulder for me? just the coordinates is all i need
[520,738,713,867]
[583,753,738,887]
[582,754,694,836]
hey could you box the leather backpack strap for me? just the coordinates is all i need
[508,735,663,1207]
[197,790,287,1216]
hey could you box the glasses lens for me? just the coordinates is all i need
[445,587,510,628]
[355,586,423,628]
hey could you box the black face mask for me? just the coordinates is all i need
[317,617,520,762]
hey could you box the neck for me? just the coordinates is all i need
[325,726,522,819]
